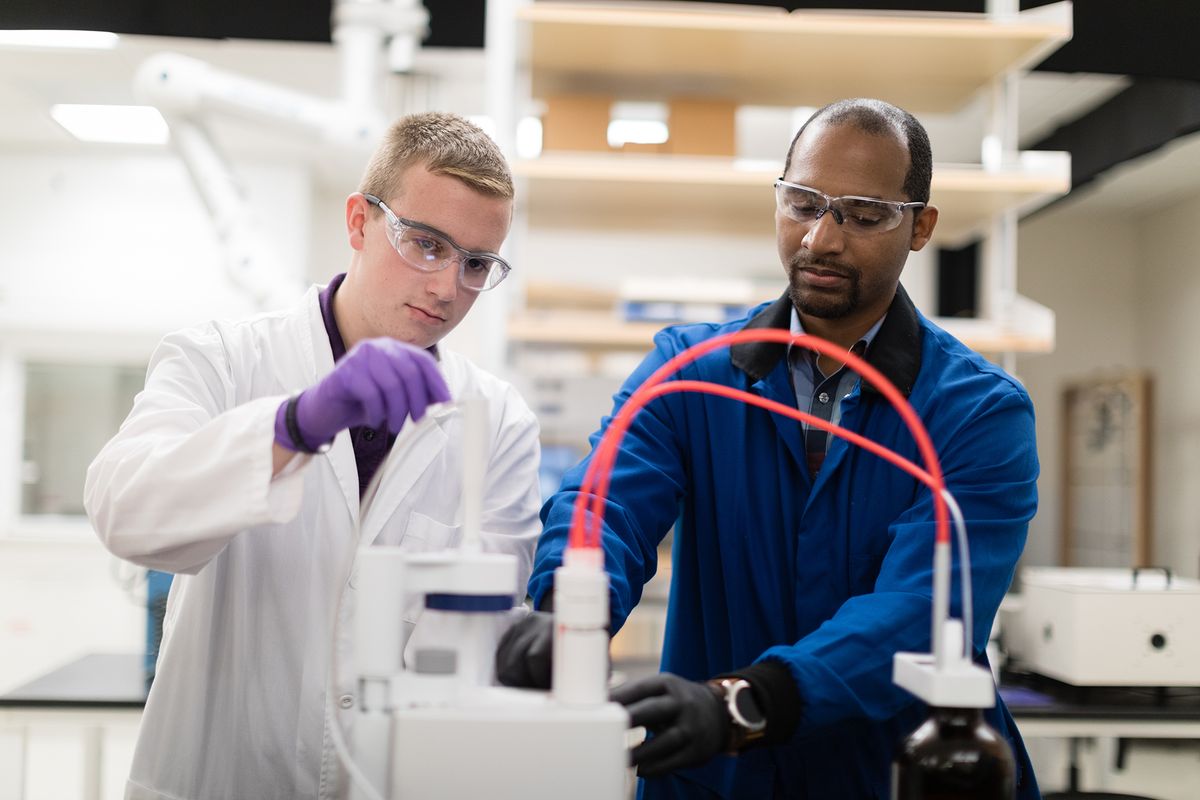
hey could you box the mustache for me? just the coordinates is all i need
[788,254,858,277]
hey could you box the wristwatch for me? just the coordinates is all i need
[708,678,768,753]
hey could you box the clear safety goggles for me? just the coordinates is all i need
[364,193,512,292]
[774,179,926,235]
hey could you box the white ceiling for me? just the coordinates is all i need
[0,35,488,188]
[0,33,1192,214]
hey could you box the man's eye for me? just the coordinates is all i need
[412,236,442,254]
[463,258,490,274]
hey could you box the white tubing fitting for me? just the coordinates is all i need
[552,547,609,706]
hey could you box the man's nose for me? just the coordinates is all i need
[802,208,846,255]
[426,261,460,301]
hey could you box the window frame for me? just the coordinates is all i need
[0,332,156,541]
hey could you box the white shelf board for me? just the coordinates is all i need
[514,152,1070,247]
[520,1,1073,112]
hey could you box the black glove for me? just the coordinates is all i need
[610,673,730,778]
[495,610,554,689]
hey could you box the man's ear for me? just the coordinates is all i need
[909,205,939,252]
[346,193,369,251]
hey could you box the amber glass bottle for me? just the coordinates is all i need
[892,706,1015,799]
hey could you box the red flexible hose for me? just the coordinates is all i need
[568,329,948,550]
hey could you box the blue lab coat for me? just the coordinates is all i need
[529,287,1040,799]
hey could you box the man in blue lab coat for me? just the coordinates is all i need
[499,98,1040,799]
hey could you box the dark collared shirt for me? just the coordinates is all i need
[787,307,885,476]
[317,273,396,498]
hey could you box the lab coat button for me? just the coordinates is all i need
[818,392,830,404]
[339,694,354,709]
[348,569,358,589]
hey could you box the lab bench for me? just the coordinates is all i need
[0,652,145,800]
[1004,670,1200,794]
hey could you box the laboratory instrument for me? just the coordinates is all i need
[340,328,1013,798]
[344,395,628,800]
[1006,566,1200,687]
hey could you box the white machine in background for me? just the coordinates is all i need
[346,397,629,800]
[1005,566,1200,687]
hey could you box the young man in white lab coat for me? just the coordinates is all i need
[85,112,542,800]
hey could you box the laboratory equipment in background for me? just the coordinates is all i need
[144,569,173,690]
[345,396,628,800]
[1005,566,1200,687]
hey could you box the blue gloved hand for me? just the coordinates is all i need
[495,610,554,689]
[275,338,450,453]
[610,673,730,778]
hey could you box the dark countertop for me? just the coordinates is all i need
[1002,668,1200,721]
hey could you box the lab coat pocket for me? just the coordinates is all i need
[399,511,461,624]
[401,510,461,552]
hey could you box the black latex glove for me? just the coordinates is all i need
[495,610,554,689]
[610,673,730,778]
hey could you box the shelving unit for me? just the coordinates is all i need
[508,284,1055,356]
[521,2,1071,111]
[515,151,1070,246]
[491,0,1073,360]
[487,0,1073,669]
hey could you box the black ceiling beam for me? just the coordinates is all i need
[0,0,487,49]
[1031,77,1200,197]
[7,1,1200,83]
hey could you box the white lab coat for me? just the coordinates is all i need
[84,285,543,800]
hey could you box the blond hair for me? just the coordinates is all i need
[359,112,513,202]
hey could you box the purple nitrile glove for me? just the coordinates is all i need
[274,338,451,453]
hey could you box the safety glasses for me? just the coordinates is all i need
[774,179,925,235]
[364,193,511,292]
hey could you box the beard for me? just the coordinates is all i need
[786,254,862,319]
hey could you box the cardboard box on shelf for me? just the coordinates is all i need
[666,98,736,156]
[540,94,739,157]
[541,93,613,153]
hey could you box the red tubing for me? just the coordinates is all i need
[568,330,948,551]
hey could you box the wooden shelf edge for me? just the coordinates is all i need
[515,153,1070,190]
[519,1,1072,110]
[508,312,1056,355]
[519,2,1071,41]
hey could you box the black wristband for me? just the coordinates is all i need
[719,660,802,747]
[284,395,318,454]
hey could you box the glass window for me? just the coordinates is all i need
[21,362,145,516]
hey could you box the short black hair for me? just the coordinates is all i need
[782,98,932,204]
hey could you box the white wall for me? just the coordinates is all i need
[0,150,317,696]
[1133,190,1200,577]
[1015,186,1200,579]
[0,151,311,337]
[1014,198,1140,567]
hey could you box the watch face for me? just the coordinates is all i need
[732,682,767,728]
